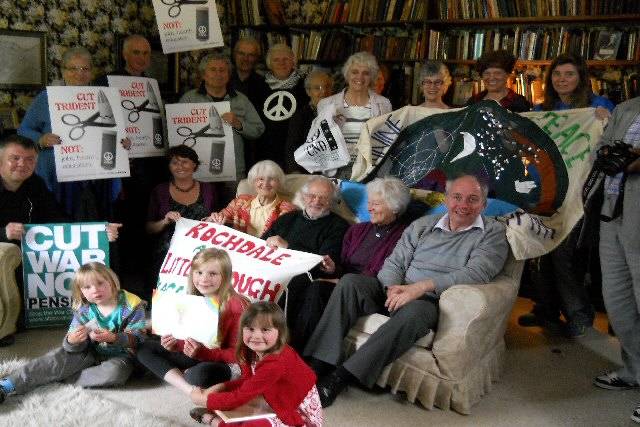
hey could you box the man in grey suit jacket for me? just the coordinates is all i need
[304,174,510,407]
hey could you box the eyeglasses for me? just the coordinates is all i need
[7,154,36,165]
[303,193,330,203]
[422,79,444,87]
[65,66,91,72]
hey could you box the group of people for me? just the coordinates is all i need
[0,31,639,424]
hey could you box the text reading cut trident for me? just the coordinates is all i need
[121,82,162,123]
[61,90,116,141]
[177,105,225,147]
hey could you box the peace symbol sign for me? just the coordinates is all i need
[263,91,297,122]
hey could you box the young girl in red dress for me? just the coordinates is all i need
[190,301,323,426]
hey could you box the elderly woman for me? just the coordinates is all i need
[317,51,392,179]
[466,50,531,112]
[519,53,615,338]
[17,47,127,221]
[254,43,309,169]
[419,61,452,109]
[146,145,217,287]
[206,160,296,237]
[180,51,265,203]
[284,177,413,352]
[285,70,334,173]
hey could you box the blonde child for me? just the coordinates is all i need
[137,248,249,394]
[0,262,146,404]
[190,301,323,427]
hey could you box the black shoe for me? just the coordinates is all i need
[307,357,334,378]
[0,334,15,347]
[317,371,348,408]
[0,387,5,404]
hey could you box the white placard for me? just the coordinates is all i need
[152,0,223,54]
[166,102,235,182]
[151,292,219,349]
[107,76,166,158]
[47,86,129,182]
[157,218,324,303]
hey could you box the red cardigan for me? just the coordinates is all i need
[218,194,297,237]
[206,345,316,426]
[176,294,248,360]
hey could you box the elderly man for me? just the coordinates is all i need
[180,51,265,204]
[95,34,151,84]
[285,70,334,173]
[0,135,120,346]
[304,174,510,407]
[262,176,349,350]
[230,37,269,109]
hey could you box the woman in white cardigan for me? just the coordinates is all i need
[317,52,392,179]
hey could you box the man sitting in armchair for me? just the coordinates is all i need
[304,174,510,407]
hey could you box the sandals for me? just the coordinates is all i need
[189,407,212,424]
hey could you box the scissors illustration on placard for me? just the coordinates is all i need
[176,105,225,147]
[61,90,116,140]
[161,0,207,18]
[121,82,162,123]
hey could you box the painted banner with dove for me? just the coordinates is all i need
[47,86,130,182]
[166,101,236,182]
[351,101,605,260]
[108,76,166,158]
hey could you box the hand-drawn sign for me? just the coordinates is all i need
[263,91,297,122]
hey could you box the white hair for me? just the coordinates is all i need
[62,46,92,68]
[265,43,296,70]
[247,160,284,189]
[293,175,339,209]
[342,51,379,89]
[366,177,411,215]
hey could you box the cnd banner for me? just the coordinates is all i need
[47,86,129,182]
[21,223,110,328]
[165,101,236,182]
[107,76,166,158]
[152,0,223,53]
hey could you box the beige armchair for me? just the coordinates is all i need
[344,252,524,415]
[0,242,22,340]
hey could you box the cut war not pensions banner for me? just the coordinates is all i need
[21,223,110,328]
[348,101,605,260]
[157,218,323,302]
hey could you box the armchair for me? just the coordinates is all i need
[344,251,524,414]
[0,242,22,340]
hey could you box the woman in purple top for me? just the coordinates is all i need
[146,145,216,291]
[287,177,412,352]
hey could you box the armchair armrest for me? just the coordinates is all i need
[0,242,23,339]
[431,256,523,379]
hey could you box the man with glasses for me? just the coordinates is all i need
[304,175,510,408]
[230,37,269,110]
[262,176,349,346]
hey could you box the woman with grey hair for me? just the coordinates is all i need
[205,160,296,236]
[419,61,452,109]
[18,46,127,221]
[254,43,309,169]
[317,51,392,179]
[285,176,414,352]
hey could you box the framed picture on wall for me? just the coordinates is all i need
[0,106,20,130]
[0,29,47,89]
[115,36,180,100]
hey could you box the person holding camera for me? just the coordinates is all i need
[590,96,640,425]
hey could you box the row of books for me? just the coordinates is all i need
[320,0,428,24]
[425,27,640,62]
[289,31,426,61]
[434,0,640,19]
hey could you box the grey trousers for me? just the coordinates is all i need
[304,273,438,387]
[8,346,134,394]
[600,215,640,384]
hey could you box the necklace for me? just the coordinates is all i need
[172,180,196,193]
[374,223,393,238]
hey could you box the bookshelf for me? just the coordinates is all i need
[226,1,640,106]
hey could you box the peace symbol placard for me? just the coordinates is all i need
[263,91,297,122]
